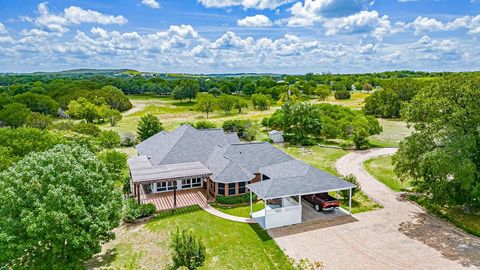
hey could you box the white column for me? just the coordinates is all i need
[349,188,352,215]
[249,191,253,218]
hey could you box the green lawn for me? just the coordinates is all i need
[318,92,370,110]
[364,155,411,192]
[369,119,412,147]
[87,206,293,269]
[210,201,265,218]
[276,144,349,176]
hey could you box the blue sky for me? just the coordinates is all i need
[0,0,479,73]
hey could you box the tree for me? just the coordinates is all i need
[14,93,60,115]
[67,97,99,123]
[393,75,480,211]
[251,93,271,110]
[107,108,122,127]
[0,144,122,269]
[93,85,132,111]
[233,96,248,114]
[26,112,52,129]
[245,121,261,141]
[97,130,121,149]
[170,228,206,270]
[0,103,31,128]
[282,103,322,142]
[137,114,164,141]
[71,121,101,136]
[315,85,331,101]
[362,83,373,92]
[363,88,401,118]
[334,90,351,100]
[217,94,236,115]
[172,80,199,102]
[208,87,222,97]
[195,93,216,118]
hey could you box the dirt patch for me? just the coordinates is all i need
[399,211,480,268]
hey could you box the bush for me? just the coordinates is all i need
[194,120,216,129]
[121,132,137,146]
[71,121,101,136]
[340,174,361,199]
[334,90,351,100]
[170,228,206,270]
[26,112,52,130]
[97,130,121,149]
[216,193,256,204]
[123,198,156,222]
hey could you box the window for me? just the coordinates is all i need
[218,183,225,195]
[182,179,191,188]
[156,182,174,192]
[228,183,236,195]
[238,182,246,194]
[192,177,202,187]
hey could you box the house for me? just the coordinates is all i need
[128,124,355,229]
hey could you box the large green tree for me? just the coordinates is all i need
[0,103,31,128]
[137,114,164,141]
[195,93,217,118]
[217,94,236,115]
[0,144,122,269]
[393,75,480,210]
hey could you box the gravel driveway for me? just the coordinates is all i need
[271,148,480,270]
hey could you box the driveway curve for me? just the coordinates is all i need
[271,148,480,270]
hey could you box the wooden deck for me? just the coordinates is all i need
[140,188,209,212]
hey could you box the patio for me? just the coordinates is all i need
[140,188,209,212]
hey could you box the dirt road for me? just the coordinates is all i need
[271,148,480,270]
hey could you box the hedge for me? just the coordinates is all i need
[123,198,156,222]
[216,193,257,204]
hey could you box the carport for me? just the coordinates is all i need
[247,173,356,229]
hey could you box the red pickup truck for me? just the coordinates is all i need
[304,193,340,211]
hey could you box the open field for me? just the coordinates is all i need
[318,92,370,110]
[364,155,412,191]
[87,206,293,270]
[369,119,411,147]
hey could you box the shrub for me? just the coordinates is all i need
[26,112,52,130]
[170,228,206,270]
[137,114,164,141]
[121,132,137,146]
[123,198,156,222]
[194,120,216,129]
[340,174,361,199]
[216,193,256,204]
[71,121,101,136]
[222,119,251,138]
[97,130,121,149]
[334,90,351,100]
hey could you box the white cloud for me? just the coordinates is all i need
[198,0,295,10]
[141,0,161,9]
[237,15,273,27]
[323,11,396,40]
[407,15,480,35]
[280,0,374,27]
[24,2,127,34]
[0,22,6,34]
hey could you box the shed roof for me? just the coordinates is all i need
[247,168,355,199]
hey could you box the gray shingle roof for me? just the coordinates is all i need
[132,124,355,193]
[247,167,356,199]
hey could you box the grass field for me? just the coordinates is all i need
[369,119,411,147]
[210,201,265,218]
[87,206,293,270]
[318,92,370,110]
[364,155,412,192]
